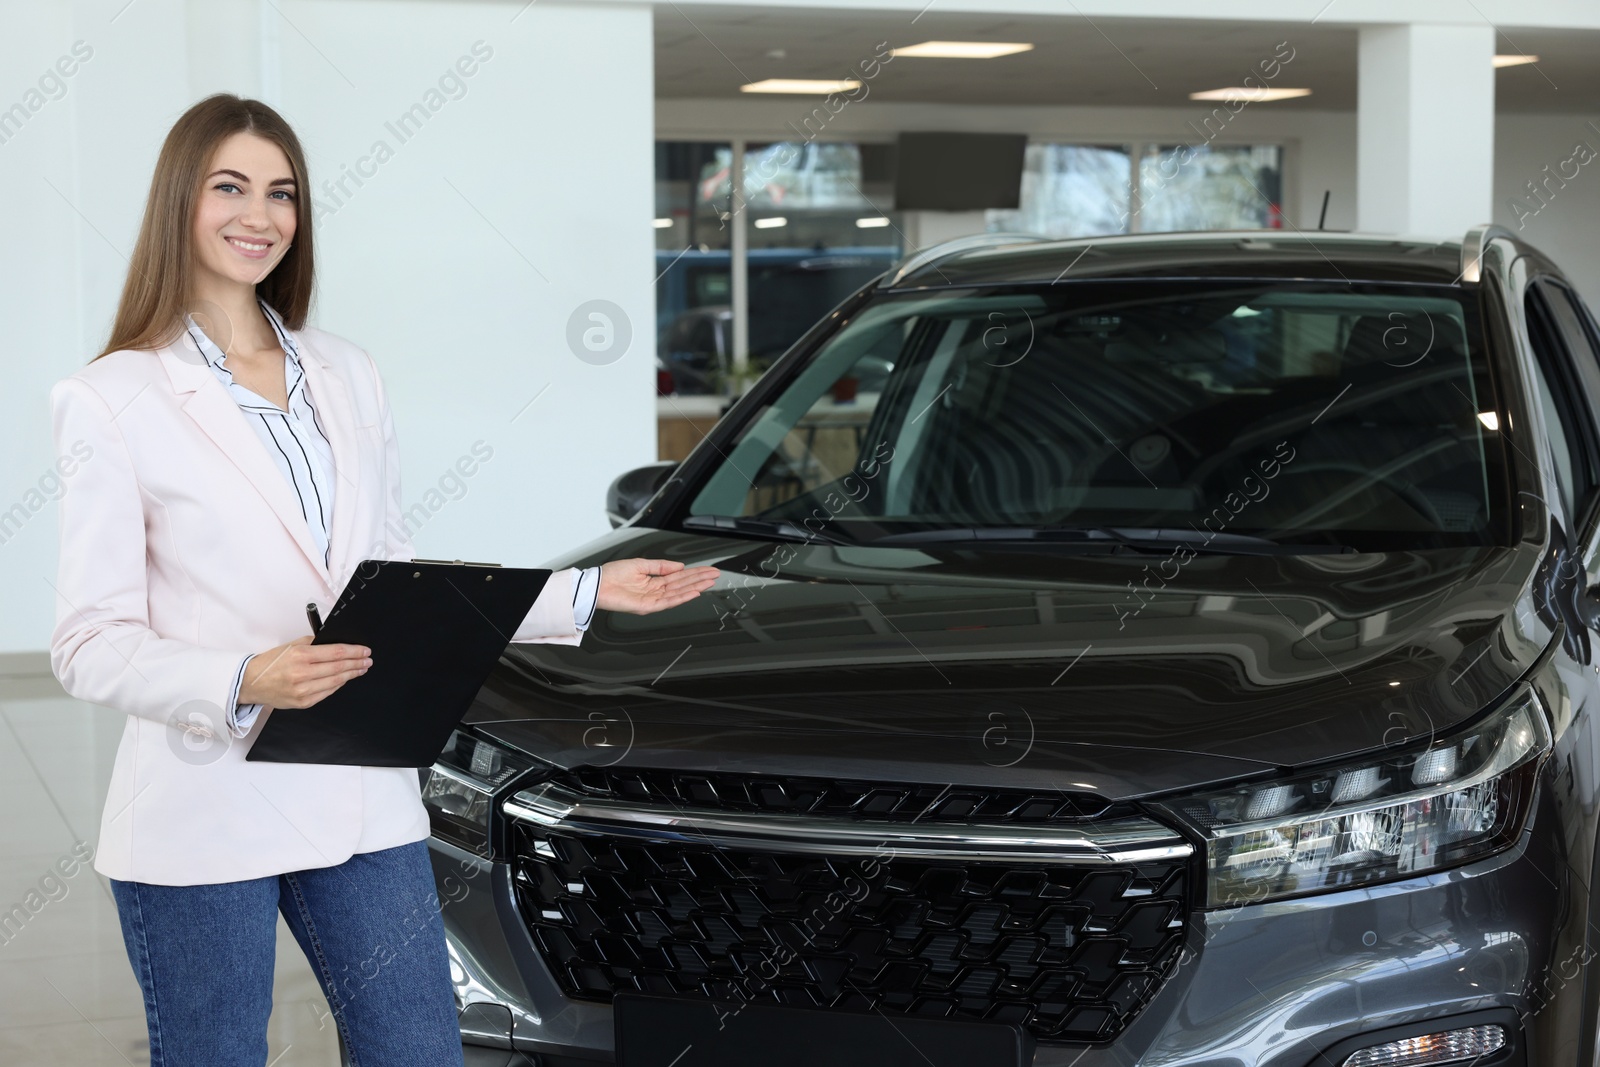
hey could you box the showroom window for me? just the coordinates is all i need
[986,143,1133,238]
[983,141,1285,238]
[654,138,903,460]
[1137,144,1284,232]
[740,141,901,377]
[655,140,734,401]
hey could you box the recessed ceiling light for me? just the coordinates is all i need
[653,218,673,229]
[890,41,1034,59]
[1493,54,1541,68]
[753,217,788,229]
[1189,86,1313,103]
[856,217,892,228]
[740,78,861,94]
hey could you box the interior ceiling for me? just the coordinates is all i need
[656,5,1600,113]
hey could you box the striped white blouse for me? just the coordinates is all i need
[186,299,600,735]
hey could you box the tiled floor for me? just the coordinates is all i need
[0,670,344,1066]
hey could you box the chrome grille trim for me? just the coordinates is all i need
[501,783,1192,865]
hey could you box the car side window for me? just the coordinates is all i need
[1524,284,1600,522]
[1540,281,1600,404]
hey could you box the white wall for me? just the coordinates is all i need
[0,0,655,655]
[1495,113,1600,300]
[0,0,107,659]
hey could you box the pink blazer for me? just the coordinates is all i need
[49,324,583,886]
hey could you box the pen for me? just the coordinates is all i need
[306,601,323,638]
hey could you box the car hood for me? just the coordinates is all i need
[465,528,1555,802]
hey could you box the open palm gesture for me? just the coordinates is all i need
[597,558,720,615]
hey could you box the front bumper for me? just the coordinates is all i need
[429,799,1566,1066]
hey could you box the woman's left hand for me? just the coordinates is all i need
[596,558,720,615]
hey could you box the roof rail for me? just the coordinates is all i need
[882,231,1053,288]
[1459,223,1516,283]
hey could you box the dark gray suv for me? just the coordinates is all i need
[422,227,1600,1066]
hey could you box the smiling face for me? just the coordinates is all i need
[190,130,298,294]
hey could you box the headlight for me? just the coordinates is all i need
[423,730,540,856]
[1155,687,1551,907]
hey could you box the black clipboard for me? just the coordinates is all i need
[245,558,552,767]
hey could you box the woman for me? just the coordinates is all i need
[47,93,718,1066]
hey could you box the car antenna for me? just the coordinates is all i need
[1318,190,1331,231]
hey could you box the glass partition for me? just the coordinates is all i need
[1137,144,1285,232]
[742,141,901,376]
[986,143,1132,238]
[656,141,734,397]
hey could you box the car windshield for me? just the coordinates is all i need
[683,280,1510,552]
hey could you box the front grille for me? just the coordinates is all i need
[546,766,1122,823]
[508,810,1189,1044]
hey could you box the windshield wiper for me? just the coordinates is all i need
[681,514,847,545]
[872,526,1115,547]
[872,525,1352,554]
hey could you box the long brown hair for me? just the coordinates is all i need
[95,94,315,359]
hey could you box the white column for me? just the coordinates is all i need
[277,0,658,565]
[901,210,990,253]
[1357,23,1495,237]
[730,138,748,374]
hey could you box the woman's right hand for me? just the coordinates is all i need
[238,635,372,709]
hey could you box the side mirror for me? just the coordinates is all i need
[1579,584,1600,632]
[606,461,678,528]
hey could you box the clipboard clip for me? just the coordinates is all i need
[410,557,504,568]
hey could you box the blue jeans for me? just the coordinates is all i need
[109,839,466,1067]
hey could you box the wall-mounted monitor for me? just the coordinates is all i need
[893,131,1027,211]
